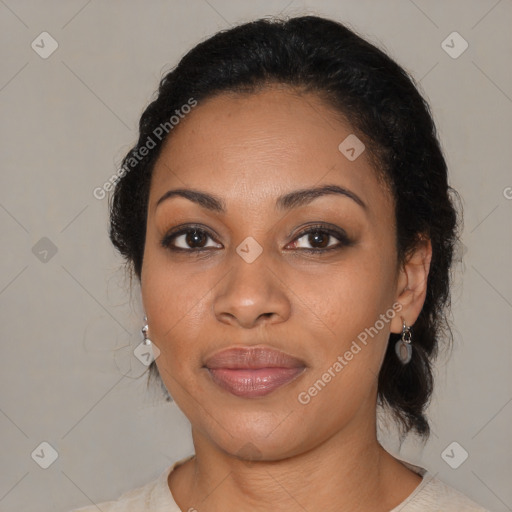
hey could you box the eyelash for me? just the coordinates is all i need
[160,223,352,254]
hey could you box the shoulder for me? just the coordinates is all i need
[68,477,157,512]
[399,473,491,511]
[68,455,194,512]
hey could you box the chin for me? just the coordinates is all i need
[201,415,314,462]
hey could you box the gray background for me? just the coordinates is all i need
[0,1,511,511]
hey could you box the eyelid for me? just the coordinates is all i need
[160,223,221,250]
[160,222,352,252]
[289,223,352,251]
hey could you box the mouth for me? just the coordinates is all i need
[203,346,307,398]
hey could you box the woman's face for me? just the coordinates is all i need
[141,86,418,460]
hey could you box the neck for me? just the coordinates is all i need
[170,409,421,512]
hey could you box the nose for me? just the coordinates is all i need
[212,247,291,329]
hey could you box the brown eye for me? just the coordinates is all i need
[161,226,222,251]
[184,230,208,248]
[304,230,331,249]
[288,224,352,252]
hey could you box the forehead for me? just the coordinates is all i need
[148,87,391,216]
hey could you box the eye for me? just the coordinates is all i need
[287,224,351,253]
[161,225,222,252]
[161,223,352,254]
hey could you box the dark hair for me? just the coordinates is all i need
[109,15,461,439]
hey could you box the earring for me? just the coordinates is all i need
[395,318,413,364]
[141,315,152,346]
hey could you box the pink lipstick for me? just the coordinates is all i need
[204,346,306,398]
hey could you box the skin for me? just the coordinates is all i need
[140,85,432,512]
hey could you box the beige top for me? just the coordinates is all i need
[70,454,490,511]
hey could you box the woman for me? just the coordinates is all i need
[73,15,489,512]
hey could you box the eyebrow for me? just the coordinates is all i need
[155,183,367,213]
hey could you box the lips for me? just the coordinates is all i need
[204,346,307,398]
[204,346,306,369]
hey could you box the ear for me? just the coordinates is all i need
[390,236,433,334]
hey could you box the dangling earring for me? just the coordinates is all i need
[395,318,413,364]
[141,315,152,346]
[136,314,161,365]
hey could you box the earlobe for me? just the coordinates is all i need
[390,237,433,334]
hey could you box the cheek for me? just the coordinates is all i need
[291,252,396,407]
[140,248,220,371]
[143,277,204,340]
[142,234,201,317]
[297,252,394,338]
[141,264,210,409]
[291,261,393,427]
